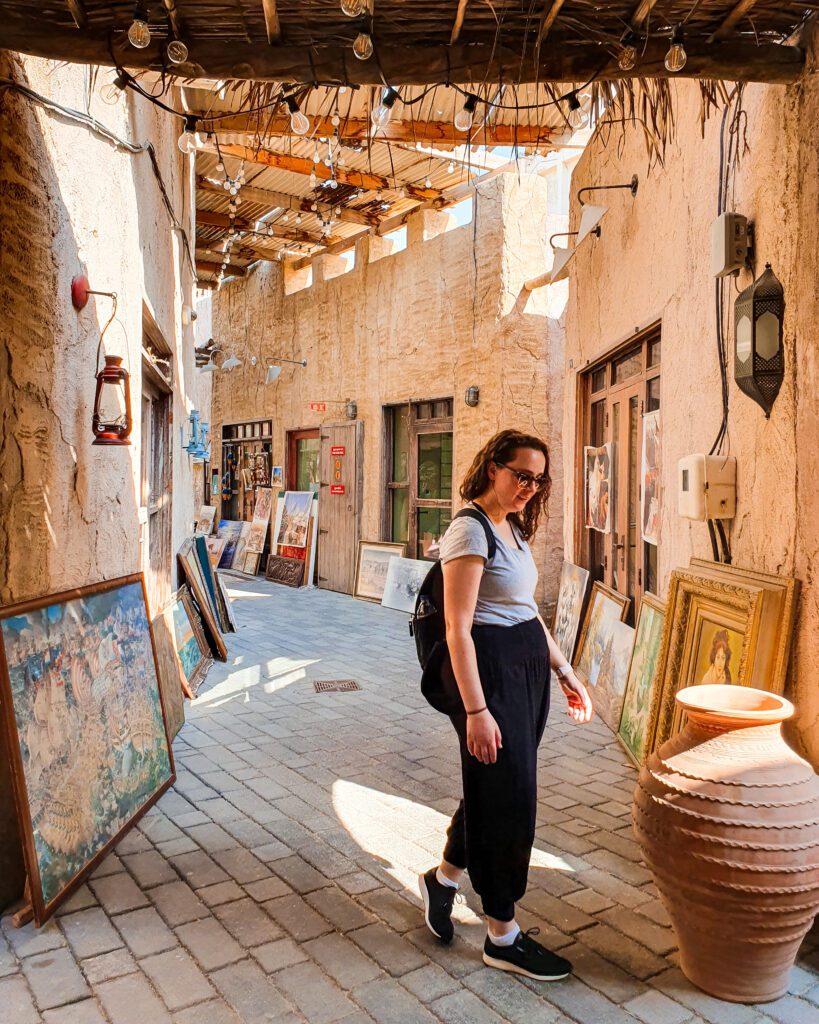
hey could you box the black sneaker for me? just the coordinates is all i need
[418,869,458,943]
[483,927,572,981]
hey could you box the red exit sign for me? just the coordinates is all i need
[330,484,345,495]
[330,445,345,456]
[309,402,326,412]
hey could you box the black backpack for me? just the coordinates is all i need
[410,506,496,714]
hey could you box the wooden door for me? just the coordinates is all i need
[317,422,362,594]
[140,379,172,616]
[608,381,642,614]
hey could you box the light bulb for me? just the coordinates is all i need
[100,73,128,106]
[454,94,478,133]
[128,16,151,49]
[312,148,320,163]
[167,39,188,64]
[309,171,317,186]
[285,95,310,136]
[311,202,318,211]
[331,113,340,127]
[329,179,338,189]
[216,161,225,172]
[447,161,455,173]
[665,29,687,73]
[565,93,588,130]
[323,156,332,167]
[234,197,242,207]
[371,87,399,129]
[353,32,373,61]
[281,212,289,223]
[178,128,197,154]
[424,178,432,188]
[340,0,366,16]
[618,44,637,71]
[295,213,302,224]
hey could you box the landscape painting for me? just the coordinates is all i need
[618,595,666,766]
[0,574,174,923]
[552,561,590,663]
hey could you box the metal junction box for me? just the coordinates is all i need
[678,454,737,521]
[711,212,749,277]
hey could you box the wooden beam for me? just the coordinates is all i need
[198,113,554,148]
[290,225,371,270]
[261,0,281,44]
[197,177,374,226]
[536,1,567,50]
[216,144,442,200]
[0,26,802,85]
[197,260,248,277]
[710,0,761,42]
[196,210,333,246]
[65,1,87,30]
[629,0,660,28]
[160,0,184,41]
[450,0,470,45]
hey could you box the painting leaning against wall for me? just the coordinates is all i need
[0,574,174,923]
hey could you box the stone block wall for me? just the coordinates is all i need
[209,172,565,606]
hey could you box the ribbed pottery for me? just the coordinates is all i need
[632,684,819,1003]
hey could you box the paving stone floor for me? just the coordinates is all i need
[2,577,818,1024]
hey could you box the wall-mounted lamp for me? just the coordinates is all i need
[265,355,307,385]
[199,345,220,372]
[575,176,638,243]
[345,400,358,420]
[734,264,785,418]
[464,385,480,407]
[221,354,242,371]
[548,231,588,283]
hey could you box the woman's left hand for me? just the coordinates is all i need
[559,671,593,724]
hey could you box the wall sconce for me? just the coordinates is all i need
[549,231,587,283]
[199,345,220,372]
[734,264,785,417]
[345,400,358,420]
[265,355,307,384]
[221,354,242,371]
[575,175,638,244]
[464,385,480,407]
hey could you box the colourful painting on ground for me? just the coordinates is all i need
[0,576,174,920]
[275,491,312,549]
[619,596,665,765]
[171,599,201,681]
[589,619,636,733]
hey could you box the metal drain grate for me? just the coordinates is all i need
[313,679,362,693]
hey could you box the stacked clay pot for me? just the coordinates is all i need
[633,684,819,1003]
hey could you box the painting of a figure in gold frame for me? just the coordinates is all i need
[646,570,765,755]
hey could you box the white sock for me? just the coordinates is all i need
[488,925,520,947]
[436,867,459,889]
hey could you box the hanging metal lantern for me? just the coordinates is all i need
[734,264,785,417]
[92,355,133,445]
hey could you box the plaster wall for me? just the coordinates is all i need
[564,45,819,764]
[0,54,203,606]
[210,172,565,606]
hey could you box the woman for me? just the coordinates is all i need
[701,629,733,684]
[419,430,593,981]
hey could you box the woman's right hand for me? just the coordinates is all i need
[466,710,503,764]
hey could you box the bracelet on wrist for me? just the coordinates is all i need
[555,664,573,680]
[466,706,487,716]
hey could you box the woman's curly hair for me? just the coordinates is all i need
[460,429,551,541]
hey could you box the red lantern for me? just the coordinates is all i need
[92,355,133,446]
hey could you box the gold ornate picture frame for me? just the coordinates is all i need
[647,570,765,754]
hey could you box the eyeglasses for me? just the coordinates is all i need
[495,461,549,491]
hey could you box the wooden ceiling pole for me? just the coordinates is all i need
[215,143,442,200]
[64,1,87,30]
[196,260,248,277]
[450,0,470,45]
[160,0,184,41]
[197,178,373,226]
[629,0,660,29]
[710,0,761,42]
[261,0,281,44]
[536,0,567,52]
[196,209,335,245]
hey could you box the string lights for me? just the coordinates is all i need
[127,4,151,49]
[618,31,638,72]
[564,91,588,129]
[665,27,687,73]
[340,0,366,15]
[177,114,199,153]
[353,30,374,61]
[371,87,400,129]
[454,94,478,132]
[285,95,310,135]
[167,38,189,65]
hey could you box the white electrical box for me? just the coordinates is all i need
[711,212,748,277]
[678,454,737,521]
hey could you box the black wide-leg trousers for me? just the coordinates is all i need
[442,616,551,921]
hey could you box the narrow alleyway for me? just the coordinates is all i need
[2,581,817,1024]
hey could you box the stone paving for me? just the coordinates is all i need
[2,577,818,1024]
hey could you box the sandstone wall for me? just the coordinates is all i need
[0,54,202,605]
[210,172,565,605]
[565,42,819,764]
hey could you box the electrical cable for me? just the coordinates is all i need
[707,519,720,562]
[0,77,196,276]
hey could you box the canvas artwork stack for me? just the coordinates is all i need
[0,574,175,923]
[266,493,319,588]
[354,542,407,602]
[381,556,431,613]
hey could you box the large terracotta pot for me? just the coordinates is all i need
[633,684,819,1003]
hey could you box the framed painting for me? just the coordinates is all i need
[588,619,636,733]
[265,555,306,588]
[194,535,229,634]
[247,487,274,554]
[216,573,237,632]
[647,570,765,754]
[275,491,313,549]
[194,505,216,536]
[552,561,591,663]
[271,466,283,488]
[0,573,175,925]
[618,594,666,766]
[151,606,187,739]
[216,519,244,569]
[355,541,407,602]
[177,540,227,661]
[573,582,630,688]
[381,557,430,614]
[584,443,612,534]
[204,536,226,567]
[166,586,212,698]
[689,559,798,696]
[641,411,660,546]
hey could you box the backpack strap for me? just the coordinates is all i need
[453,506,497,562]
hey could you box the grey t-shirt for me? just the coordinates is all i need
[438,507,539,626]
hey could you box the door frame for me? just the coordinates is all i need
[286,428,320,491]
[317,420,363,594]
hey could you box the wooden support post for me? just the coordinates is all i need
[261,0,281,44]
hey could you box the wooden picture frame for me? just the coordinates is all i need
[151,605,187,739]
[265,555,306,588]
[354,541,407,602]
[381,556,431,613]
[552,560,591,663]
[215,573,237,632]
[194,535,230,634]
[573,581,630,687]
[0,573,175,925]
[617,594,666,767]
[647,569,765,755]
[177,540,227,661]
[689,558,798,696]
[174,586,213,696]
